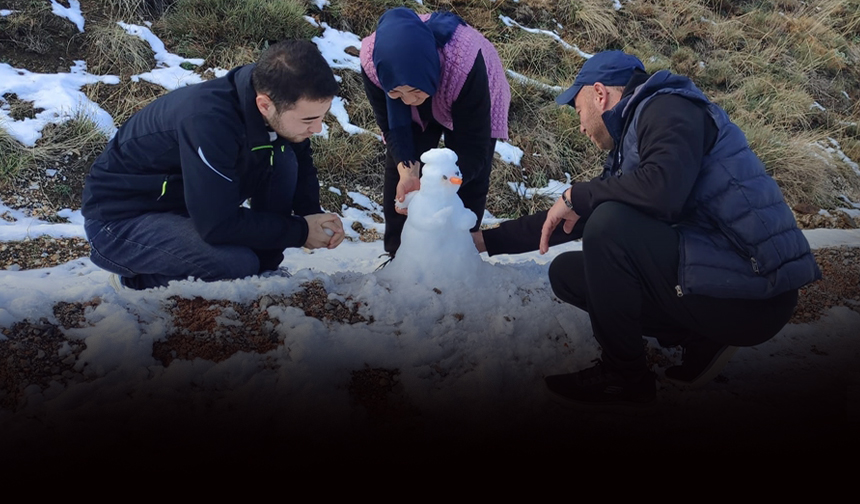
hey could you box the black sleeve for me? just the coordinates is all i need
[568,94,710,223]
[445,50,494,185]
[482,210,584,256]
[362,68,415,165]
[178,114,303,250]
[290,139,324,216]
[363,68,389,133]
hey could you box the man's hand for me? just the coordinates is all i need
[540,189,580,254]
[471,230,486,253]
[304,213,345,249]
[395,160,421,215]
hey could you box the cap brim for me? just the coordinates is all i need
[555,84,582,106]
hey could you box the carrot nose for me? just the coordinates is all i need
[449,176,462,185]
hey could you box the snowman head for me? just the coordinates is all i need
[419,148,463,196]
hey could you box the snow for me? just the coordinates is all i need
[50,0,84,33]
[505,69,564,94]
[0,10,15,16]
[819,137,860,177]
[508,175,571,200]
[377,148,486,286]
[117,22,205,90]
[494,140,524,165]
[310,21,362,73]
[499,15,593,59]
[330,97,381,139]
[0,62,118,146]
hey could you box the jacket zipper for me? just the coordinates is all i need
[156,176,168,201]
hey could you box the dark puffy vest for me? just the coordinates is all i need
[616,71,820,298]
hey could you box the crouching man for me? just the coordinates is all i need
[82,40,345,290]
[474,51,820,406]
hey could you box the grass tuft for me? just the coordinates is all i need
[328,0,430,37]
[158,0,318,60]
[0,126,32,182]
[85,23,156,76]
[0,0,80,55]
[555,0,621,49]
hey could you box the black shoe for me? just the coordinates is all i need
[545,360,656,408]
[664,340,738,388]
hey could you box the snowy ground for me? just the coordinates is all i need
[2,6,859,468]
[1,203,859,464]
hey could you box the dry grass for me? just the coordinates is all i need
[311,127,387,204]
[102,0,172,21]
[158,0,318,59]
[722,76,816,130]
[84,80,167,127]
[85,23,156,76]
[336,70,377,131]
[555,0,620,48]
[622,0,712,47]
[734,116,836,208]
[0,0,81,55]
[0,127,32,181]
[329,0,429,37]
[498,32,582,86]
[32,113,108,164]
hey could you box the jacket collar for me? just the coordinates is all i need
[600,69,649,144]
[231,64,275,147]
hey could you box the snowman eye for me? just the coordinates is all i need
[442,175,448,180]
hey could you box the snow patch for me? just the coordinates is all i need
[499,15,593,59]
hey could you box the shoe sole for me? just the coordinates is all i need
[666,346,739,389]
[108,273,125,293]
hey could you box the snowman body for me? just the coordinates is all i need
[378,148,483,285]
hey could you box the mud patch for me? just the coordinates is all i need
[0,319,88,410]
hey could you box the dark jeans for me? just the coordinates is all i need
[548,202,798,379]
[85,211,281,290]
[383,122,495,254]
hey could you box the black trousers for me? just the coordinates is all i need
[548,202,798,379]
[383,122,494,254]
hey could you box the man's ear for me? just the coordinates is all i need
[592,82,611,111]
[255,93,274,118]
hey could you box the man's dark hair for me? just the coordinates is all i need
[252,40,339,111]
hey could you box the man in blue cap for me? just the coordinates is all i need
[473,51,820,407]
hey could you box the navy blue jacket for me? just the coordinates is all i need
[81,64,322,251]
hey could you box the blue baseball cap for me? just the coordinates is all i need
[555,51,645,106]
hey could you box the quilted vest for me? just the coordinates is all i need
[612,71,820,298]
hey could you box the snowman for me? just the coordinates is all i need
[377,148,484,286]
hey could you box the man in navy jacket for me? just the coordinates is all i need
[82,40,345,290]
[474,51,820,407]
